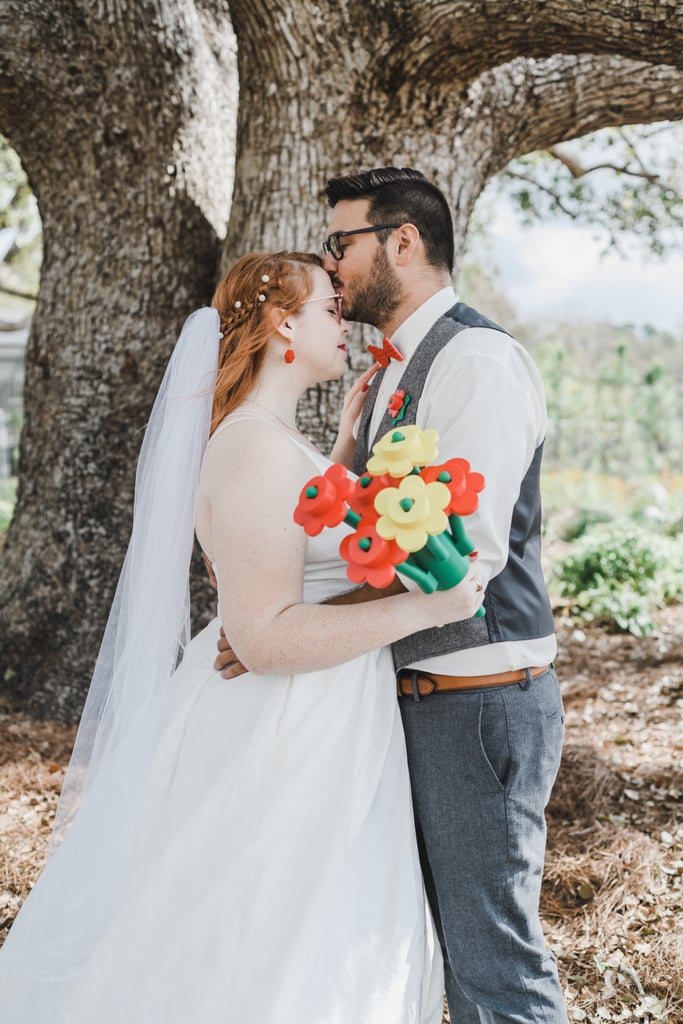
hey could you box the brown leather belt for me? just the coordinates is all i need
[397,665,550,698]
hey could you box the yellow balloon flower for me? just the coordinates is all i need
[366,425,439,478]
[374,475,451,552]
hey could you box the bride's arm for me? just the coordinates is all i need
[204,422,483,676]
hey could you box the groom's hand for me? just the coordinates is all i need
[215,626,247,678]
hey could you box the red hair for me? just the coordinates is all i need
[210,251,323,435]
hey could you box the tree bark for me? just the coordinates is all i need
[0,0,237,718]
[226,0,683,447]
[1,0,682,718]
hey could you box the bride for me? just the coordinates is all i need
[0,251,483,1023]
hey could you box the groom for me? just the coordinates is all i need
[321,167,567,1024]
[217,167,568,1024]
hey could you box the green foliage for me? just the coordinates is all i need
[497,121,683,258]
[0,478,16,533]
[554,521,683,635]
[560,508,614,542]
[0,133,42,297]
[529,326,683,479]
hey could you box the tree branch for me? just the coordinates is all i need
[503,170,579,218]
[363,0,683,96]
[0,284,37,302]
[468,55,683,178]
[546,144,662,185]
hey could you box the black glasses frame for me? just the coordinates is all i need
[322,224,402,261]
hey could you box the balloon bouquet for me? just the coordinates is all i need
[294,424,486,616]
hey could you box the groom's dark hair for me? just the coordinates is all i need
[324,167,454,274]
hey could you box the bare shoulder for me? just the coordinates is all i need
[200,418,317,500]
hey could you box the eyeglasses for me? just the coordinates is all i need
[322,225,402,261]
[303,293,344,323]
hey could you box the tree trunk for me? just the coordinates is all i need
[1,0,682,719]
[0,0,237,718]
[226,0,683,448]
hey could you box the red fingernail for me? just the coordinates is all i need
[362,384,369,392]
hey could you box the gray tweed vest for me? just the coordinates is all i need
[353,302,554,672]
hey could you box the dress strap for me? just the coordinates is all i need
[208,412,332,474]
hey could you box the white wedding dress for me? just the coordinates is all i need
[0,436,443,1023]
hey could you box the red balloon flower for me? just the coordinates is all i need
[421,458,485,515]
[339,519,407,588]
[347,472,394,522]
[294,463,356,536]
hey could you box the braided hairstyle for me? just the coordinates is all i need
[210,251,323,434]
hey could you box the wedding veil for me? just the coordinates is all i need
[16,306,220,979]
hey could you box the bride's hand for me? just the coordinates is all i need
[329,362,380,467]
[413,561,486,628]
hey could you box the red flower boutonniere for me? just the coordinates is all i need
[387,389,411,423]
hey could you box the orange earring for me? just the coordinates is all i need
[284,347,295,364]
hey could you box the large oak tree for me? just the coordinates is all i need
[1,0,682,719]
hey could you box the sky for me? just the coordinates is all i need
[482,196,683,336]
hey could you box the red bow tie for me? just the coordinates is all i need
[367,337,404,368]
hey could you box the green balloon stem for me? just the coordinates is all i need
[449,514,476,556]
[425,533,449,561]
[400,497,414,511]
[396,559,437,593]
[358,537,372,551]
[305,485,318,498]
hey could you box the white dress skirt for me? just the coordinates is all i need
[0,443,443,1023]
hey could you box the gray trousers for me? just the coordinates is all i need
[399,667,568,1024]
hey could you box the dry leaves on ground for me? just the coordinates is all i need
[1,608,682,1022]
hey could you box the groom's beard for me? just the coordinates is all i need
[343,245,402,329]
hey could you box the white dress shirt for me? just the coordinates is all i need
[364,286,556,676]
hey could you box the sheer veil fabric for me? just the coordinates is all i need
[30,307,220,977]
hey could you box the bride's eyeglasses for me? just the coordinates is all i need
[303,293,344,324]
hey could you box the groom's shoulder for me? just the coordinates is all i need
[444,301,509,335]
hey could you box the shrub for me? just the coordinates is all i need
[553,521,683,635]
[0,479,16,534]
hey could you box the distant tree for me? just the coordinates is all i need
[0,133,40,305]
[497,120,683,257]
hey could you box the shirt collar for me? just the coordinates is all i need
[390,286,458,362]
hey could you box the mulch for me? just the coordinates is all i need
[1,608,682,1022]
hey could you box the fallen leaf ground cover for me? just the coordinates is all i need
[1,609,681,1022]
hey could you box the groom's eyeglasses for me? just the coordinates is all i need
[322,225,401,261]
[303,293,344,323]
